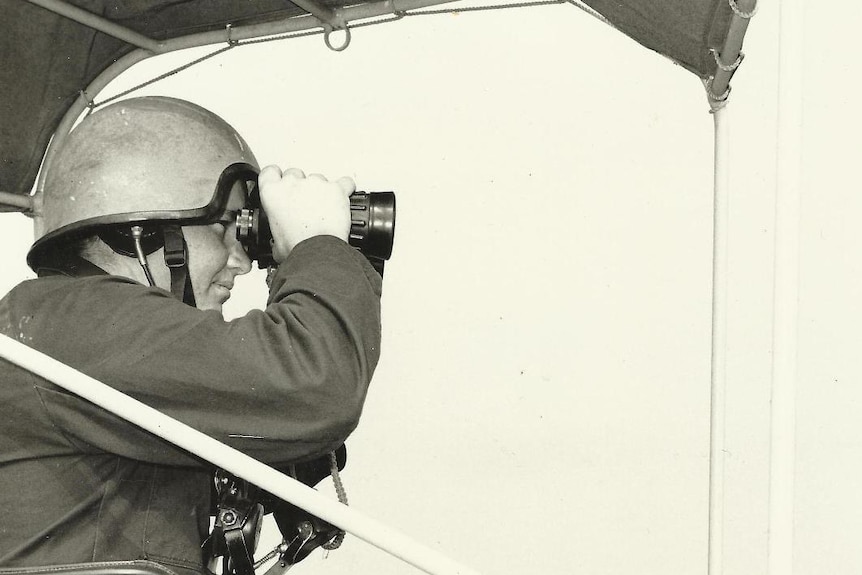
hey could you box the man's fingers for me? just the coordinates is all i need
[260,165,354,205]
[260,167,352,195]
[335,176,356,197]
[258,165,283,188]
[283,168,306,180]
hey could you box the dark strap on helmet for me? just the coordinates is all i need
[35,229,197,308]
[163,226,196,307]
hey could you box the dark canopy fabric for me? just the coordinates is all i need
[0,0,743,198]
[584,0,735,78]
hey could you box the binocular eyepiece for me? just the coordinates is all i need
[236,189,396,276]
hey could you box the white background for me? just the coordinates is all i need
[2,2,860,574]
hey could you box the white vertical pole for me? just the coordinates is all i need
[768,0,803,573]
[708,104,730,575]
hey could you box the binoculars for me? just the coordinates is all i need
[236,189,395,276]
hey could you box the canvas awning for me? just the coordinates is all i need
[0,0,755,203]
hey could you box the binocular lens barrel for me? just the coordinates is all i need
[348,192,395,260]
[236,191,396,274]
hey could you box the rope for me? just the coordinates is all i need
[348,12,406,30]
[706,79,731,103]
[703,0,755,109]
[328,450,349,505]
[93,44,236,108]
[321,450,348,551]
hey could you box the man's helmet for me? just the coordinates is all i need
[28,96,259,303]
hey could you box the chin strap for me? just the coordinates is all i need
[98,224,196,307]
[162,226,196,307]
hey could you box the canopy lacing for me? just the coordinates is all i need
[728,0,757,19]
[711,48,745,73]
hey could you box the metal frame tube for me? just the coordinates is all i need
[0,334,481,575]
[709,0,757,100]
[33,0,458,200]
[0,191,34,211]
[137,0,456,50]
[287,0,339,26]
[24,0,163,53]
[707,104,730,575]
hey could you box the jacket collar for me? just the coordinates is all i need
[36,255,109,278]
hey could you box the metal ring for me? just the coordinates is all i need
[324,25,351,52]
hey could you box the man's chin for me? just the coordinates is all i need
[194,294,226,314]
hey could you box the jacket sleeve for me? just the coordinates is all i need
[21,235,382,467]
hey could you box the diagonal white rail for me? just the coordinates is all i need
[0,334,481,575]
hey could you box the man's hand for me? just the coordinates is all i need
[258,166,355,263]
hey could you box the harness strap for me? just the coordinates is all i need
[222,502,264,575]
[206,470,264,575]
[162,226,196,307]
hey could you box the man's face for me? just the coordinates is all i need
[183,182,253,313]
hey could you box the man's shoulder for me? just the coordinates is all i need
[0,274,189,365]
[8,273,145,299]
[2,274,173,320]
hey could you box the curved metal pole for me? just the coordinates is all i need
[707,104,730,575]
[33,0,458,209]
[0,334,481,575]
[0,191,35,211]
[35,50,153,197]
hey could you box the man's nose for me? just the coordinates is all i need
[228,238,253,275]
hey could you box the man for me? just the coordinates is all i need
[0,97,382,575]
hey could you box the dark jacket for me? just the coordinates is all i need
[0,236,382,575]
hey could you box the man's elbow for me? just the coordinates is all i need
[307,367,370,436]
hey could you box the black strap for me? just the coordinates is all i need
[162,226,196,307]
[37,231,196,307]
[206,471,264,575]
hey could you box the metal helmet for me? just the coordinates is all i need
[28,96,258,268]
